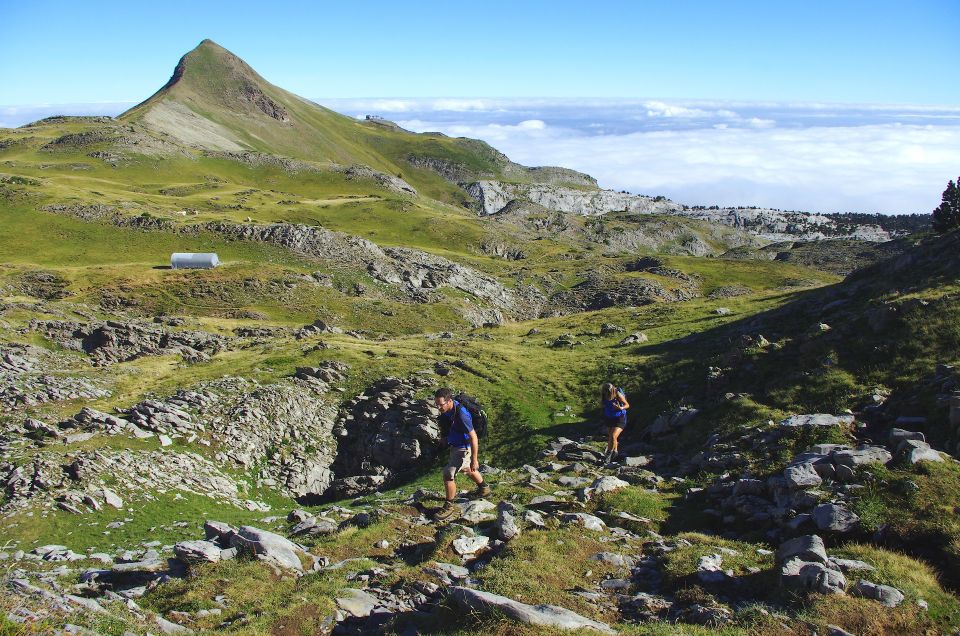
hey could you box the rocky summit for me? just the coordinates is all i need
[1,40,958,636]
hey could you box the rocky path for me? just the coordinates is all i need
[5,409,953,633]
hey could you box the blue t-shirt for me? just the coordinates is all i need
[441,401,474,448]
[603,398,626,419]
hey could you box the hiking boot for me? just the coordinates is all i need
[603,450,613,465]
[435,501,459,522]
[473,482,492,498]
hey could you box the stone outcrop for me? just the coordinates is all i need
[447,586,616,634]
[1,448,251,513]
[328,376,441,497]
[464,181,896,243]
[27,319,228,365]
[1,345,110,409]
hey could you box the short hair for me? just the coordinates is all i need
[434,387,453,400]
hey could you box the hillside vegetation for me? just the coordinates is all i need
[1,40,957,636]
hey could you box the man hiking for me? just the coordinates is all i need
[434,387,490,521]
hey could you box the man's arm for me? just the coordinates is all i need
[468,429,479,472]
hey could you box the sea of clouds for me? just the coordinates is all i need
[5,98,959,215]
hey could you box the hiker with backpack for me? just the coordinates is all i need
[601,382,630,463]
[433,387,491,521]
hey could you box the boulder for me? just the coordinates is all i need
[889,428,924,445]
[828,558,875,573]
[335,588,378,617]
[290,516,339,537]
[173,540,221,565]
[423,561,470,585]
[523,510,546,528]
[459,499,497,523]
[203,520,237,544]
[781,558,847,595]
[851,579,905,607]
[812,503,859,533]
[832,446,892,467]
[560,513,606,532]
[898,439,944,464]
[496,503,521,541]
[777,535,828,564]
[618,332,648,346]
[230,526,304,572]
[452,535,490,557]
[779,414,854,428]
[101,488,123,509]
[591,552,636,568]
[648,406,699,435]
[696,553,730,584]
[590,476,630,496]
[447,586,615,633]
[784,462,823,489]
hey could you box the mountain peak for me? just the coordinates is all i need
[123,39,290,125]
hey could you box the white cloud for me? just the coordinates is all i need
[399,117,960,214]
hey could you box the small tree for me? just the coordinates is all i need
[932,176,960,233]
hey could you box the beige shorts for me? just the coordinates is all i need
[443,447,471,481]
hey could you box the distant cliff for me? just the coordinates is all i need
[465,180,901,243]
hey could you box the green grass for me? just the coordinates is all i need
[3,78,960,635]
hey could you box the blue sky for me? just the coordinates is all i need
[2,0,958,104]
[1,1,958,214]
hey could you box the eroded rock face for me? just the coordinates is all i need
[27,319,228,365]
[0,345,110,409]
[549,274,698,313]
[465,181,895,242]
[329,376,441,497]
[467,180,677,218]
[1,448,246,513]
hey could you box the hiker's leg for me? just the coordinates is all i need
[444,477,457,500]
[466,467,484,485]
[611,426,623,453]
[443,449,462,501]
[606,425,615,454]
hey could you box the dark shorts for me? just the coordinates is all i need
[605,413,627,429]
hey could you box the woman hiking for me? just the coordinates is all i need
[601,382,630,463]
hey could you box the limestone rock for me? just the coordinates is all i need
[452,535,490,557]
[335,588,378,617]
[832,446,892,467]
[173,540,222,565]
[560,513,606,531]
[812,503,859,533]
[851,579,905,607]
[496,503,521,541]
[230,526,304,572]
[781,558,847,595]
[779,414,855,428]
[590,476,630,496]
[777,535,828,564]
[290,516,339,537]
[448,585,616,634]
[784,462,823,489]
[459,499,497,523]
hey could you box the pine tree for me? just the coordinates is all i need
[932,177,960,233]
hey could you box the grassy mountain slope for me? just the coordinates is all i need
[1,40,957,636]
[120,39,593,203]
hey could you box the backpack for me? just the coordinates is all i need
[444,393,489,439]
